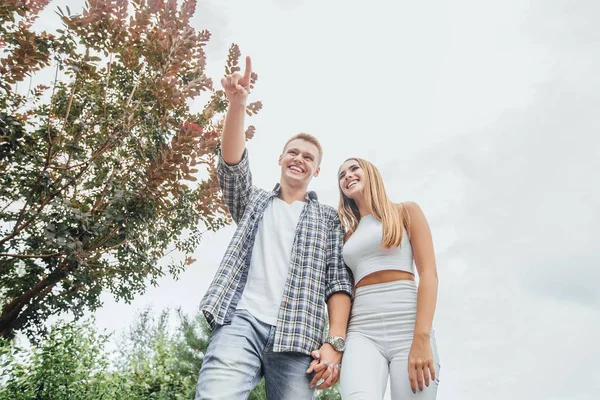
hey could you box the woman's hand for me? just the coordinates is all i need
[306,344,342,390]
[408,333,436,393]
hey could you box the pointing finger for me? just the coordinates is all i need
[242,56,252,84]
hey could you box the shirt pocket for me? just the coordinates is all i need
[302,214,328,261]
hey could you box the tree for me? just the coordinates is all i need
[0,0,261,339]
[175,308,267,399]
[0,308,271,399]
[0,308,340,399]
[0,319,119,399]
[114,308,198,399]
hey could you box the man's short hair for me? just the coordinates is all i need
[282,133,323,164]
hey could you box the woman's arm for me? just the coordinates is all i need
[404,201,439,393]
[406,201,438,336]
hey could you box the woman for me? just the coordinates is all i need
[337,158,441,399]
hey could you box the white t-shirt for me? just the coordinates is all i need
[236,197,305,326]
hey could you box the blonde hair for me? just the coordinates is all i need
[338,158,410,247]
[283,133,323,164]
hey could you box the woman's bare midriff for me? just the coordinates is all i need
[355,269,415,288]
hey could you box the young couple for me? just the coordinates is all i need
[195,56,441,400]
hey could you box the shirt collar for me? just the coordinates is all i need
[272,183,318,201]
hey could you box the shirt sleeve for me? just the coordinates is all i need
[325,213,354,301]
[217,149,253,224]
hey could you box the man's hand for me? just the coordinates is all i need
[221,56,252,105]
[306,344,342,390]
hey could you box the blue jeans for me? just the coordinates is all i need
[195,310,316,400]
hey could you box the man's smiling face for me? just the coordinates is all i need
[279,139,321,188]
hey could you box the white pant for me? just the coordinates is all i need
[340,280,441,399]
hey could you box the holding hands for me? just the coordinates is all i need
[306,344,342,390]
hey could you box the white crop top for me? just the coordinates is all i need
[342,214,414,284]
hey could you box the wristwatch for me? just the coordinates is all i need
[324,336,346,352]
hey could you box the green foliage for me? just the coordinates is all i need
[317,385,342,400]
[0,319,117,399]
[114,308,198,399]
[0,308,341,399]
[0,0,261,339]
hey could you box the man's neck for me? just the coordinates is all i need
[278,181,309,204]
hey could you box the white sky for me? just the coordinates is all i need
[24,1,600,399]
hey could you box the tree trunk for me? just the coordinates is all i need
[0,269,63,339]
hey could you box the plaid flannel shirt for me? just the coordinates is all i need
[200,149,354,355]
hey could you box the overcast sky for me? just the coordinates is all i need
[29,1,600,399]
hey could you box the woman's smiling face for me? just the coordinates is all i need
[338,159,365,201]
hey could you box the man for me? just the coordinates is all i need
[195,56,353,400]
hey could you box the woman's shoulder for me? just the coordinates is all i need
[396,201,430,232]
[397,201,420,213]
[394,202,424,235]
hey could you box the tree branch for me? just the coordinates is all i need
[0,158,93,246]
[91,167,118,215]
[103,53,113,118]
[87,224,120,251]
[0,252,62,259]
[1,263,66,318]
[6,62,62,246]
[92,236,141,256]
[47,137,113,170]
[63,71,79,169]
[0,199,17,214]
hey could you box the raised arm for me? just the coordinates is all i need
[216,56,254,223]
[221,56,252,165]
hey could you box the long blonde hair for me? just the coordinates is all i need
[338,158,410,248]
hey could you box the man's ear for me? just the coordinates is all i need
[313,166,321,177]
[278,155,283,166]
